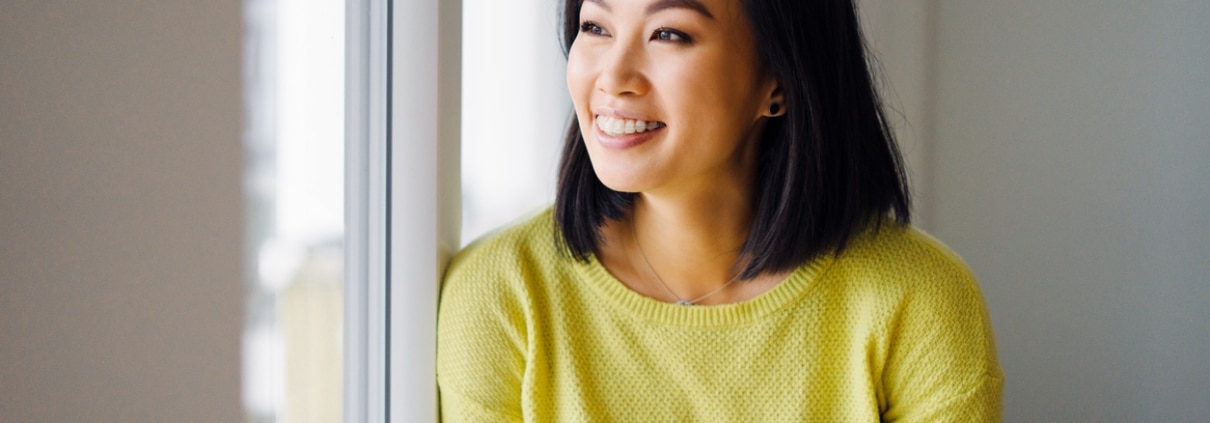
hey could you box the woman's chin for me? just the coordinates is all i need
[591,170,649,194]
[596,177,644,194]
[586,158,649,193]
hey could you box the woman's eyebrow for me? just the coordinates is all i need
[646,0,714,19]
[583,0,715,20]
[584,0,611,12]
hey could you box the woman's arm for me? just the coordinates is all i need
[437,247,530,422]
[880,230,1004,422]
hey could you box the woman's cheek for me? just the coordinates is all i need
[570,67,606,143]
[566,52,592,114]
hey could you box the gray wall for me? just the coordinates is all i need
[925,1,1210,422]
[0,1,243,421]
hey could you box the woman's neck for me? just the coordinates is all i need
[624,189,755,304]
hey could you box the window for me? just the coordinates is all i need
[460,0,568,244]
[244,0,563,420]
[242,0,345,421]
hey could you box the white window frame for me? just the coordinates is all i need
[344,0,388,420]
[345,0,460,421]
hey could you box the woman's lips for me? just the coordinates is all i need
[594,114,666,150]
[594,121,664,149]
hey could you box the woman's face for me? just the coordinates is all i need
[567,0,777,196]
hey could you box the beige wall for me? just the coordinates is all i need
[868,1,1210,421]
[0,1,243,421]
[929,2,1210,421]
[860,0,936,228]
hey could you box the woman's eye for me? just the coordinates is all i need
[652,28,691,43]
[579,21,609,37]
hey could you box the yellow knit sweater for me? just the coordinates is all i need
[437,210,1002,422]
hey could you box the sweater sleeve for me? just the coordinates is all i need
[880,230,1004,423]
[436,244,530,423]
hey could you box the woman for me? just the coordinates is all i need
[438,0,1002,420]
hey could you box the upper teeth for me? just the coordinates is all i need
[597,115,665,136]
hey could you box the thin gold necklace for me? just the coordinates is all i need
[631,220,741,306]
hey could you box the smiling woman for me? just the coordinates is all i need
[568,0,774,203]
[437,0,1002,420]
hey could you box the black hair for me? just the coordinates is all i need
[554,0,910,279]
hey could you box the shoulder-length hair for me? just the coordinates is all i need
[554,0,911,279]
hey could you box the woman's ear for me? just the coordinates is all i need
[761,81,786,118]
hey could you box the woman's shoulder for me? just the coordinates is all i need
[444,207,563,289]
[829,222,981,296]
[835,224,1002,414]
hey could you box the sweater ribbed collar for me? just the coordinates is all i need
[574,253,833,328]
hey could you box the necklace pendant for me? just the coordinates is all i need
[676,300,693,306]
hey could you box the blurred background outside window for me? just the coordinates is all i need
[460,0,568,245]
[242,0,345,421]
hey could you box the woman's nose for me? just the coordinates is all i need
[595,41,649,97]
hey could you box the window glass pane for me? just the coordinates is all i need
[242,0,345,421]
[461,0,568,245]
